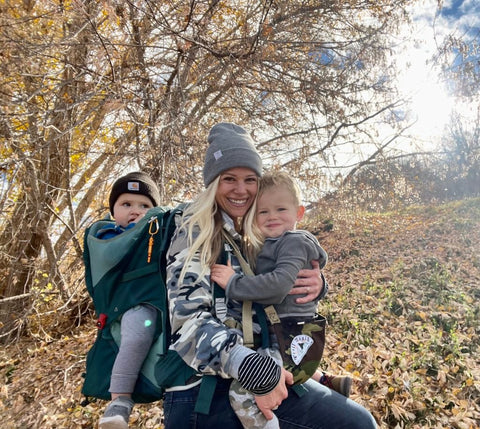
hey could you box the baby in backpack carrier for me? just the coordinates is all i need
[96,171,161,429]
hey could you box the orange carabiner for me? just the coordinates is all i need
[147,217,159,263]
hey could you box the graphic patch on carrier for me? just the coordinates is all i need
[290,334,314,365]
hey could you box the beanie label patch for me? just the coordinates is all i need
[127,181,140,192]
[213,150,223,160]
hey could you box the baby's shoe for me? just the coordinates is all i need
[319,373,352,397]
[98,396,134,429]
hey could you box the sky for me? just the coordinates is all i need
[396,0,480,146]
[329,0,480,184]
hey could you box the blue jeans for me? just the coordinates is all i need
[163,377,377,429]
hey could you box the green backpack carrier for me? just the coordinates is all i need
[81,205,217,413]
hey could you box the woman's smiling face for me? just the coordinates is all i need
[215,167,259,220]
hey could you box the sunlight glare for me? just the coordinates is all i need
[396,38,455,148]
[408,77,454,139]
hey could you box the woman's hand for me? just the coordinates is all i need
[255,368,293,420]
[289,260,325,303]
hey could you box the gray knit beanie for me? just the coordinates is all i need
[108,171,161,215]
[203,122,263,187]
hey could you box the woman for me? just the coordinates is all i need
[164,122,377,428]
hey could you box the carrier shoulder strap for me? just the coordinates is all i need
[221,231,255,347]
[220,231,270,349]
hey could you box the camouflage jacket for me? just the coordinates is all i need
[166,212,260,382]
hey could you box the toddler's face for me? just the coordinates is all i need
[112,193,153,227]
[256,186,303,238]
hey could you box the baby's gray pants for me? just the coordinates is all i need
[109,304,157,394]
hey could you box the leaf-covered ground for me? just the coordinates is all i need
[1,198,479,428]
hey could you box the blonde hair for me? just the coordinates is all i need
[258,171,302,206]
[179,176,263,282]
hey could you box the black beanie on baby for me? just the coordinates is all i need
[203,122,263,187]
[108,171,161,215]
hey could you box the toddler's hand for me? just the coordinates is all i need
[210,261,234,289]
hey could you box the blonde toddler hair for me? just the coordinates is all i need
[257,171,302,206]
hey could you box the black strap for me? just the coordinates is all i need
[194,375,217,414]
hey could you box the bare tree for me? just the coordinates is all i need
[0,0,414,341]
[0,0,125,340]
[439,112,480,197]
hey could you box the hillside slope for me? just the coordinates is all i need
[1,198,479,428]
[315,198,480,428]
